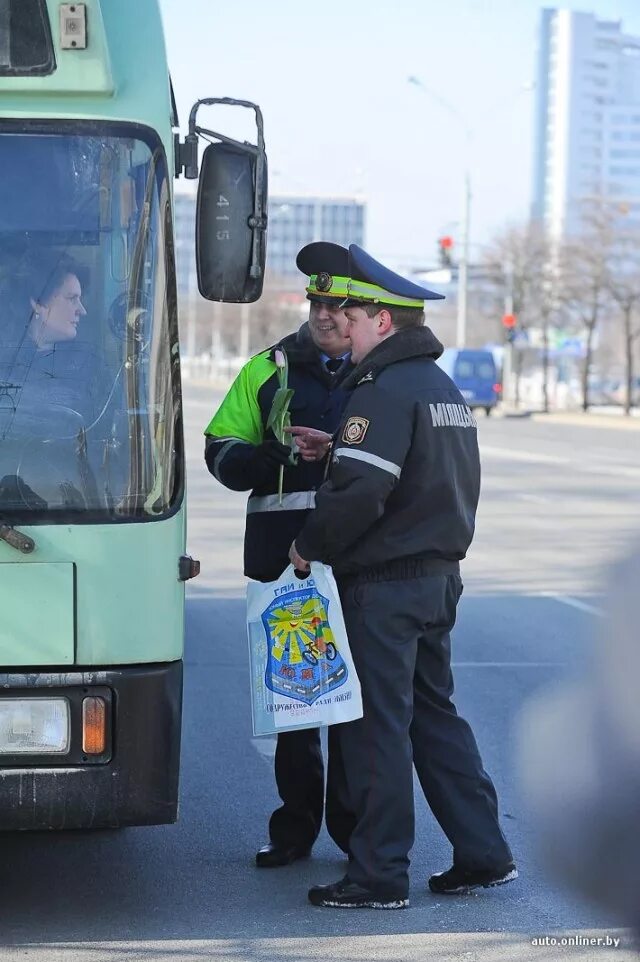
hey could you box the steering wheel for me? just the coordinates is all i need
[1,401,86,441]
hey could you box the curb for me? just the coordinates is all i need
[528,412,640,431]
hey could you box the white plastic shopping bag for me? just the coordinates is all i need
[246,562,363,736]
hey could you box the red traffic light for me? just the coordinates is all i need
[439,236,454,249]
[502,313,517,329]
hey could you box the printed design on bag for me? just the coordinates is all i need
[261,586,348,705]
[342,416,370,445]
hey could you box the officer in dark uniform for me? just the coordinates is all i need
[204,242,355,867]
[289,245,517,908]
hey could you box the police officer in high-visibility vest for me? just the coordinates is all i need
[204,242,355,867]
[289,245,517,908]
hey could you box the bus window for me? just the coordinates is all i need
[0,125,181,523]
[0,0,55,76]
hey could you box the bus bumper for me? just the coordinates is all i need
[0,661,182,830]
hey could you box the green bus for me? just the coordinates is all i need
[0,0,266,828]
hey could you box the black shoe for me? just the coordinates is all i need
[255,841,311,868]
[308,877,408,909]
[428,861,518,895]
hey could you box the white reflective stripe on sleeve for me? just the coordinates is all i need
[332,447,402,478]
[247,491,316,514]
[211,439,246,483]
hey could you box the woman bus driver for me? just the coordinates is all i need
[0,254,94,510]
[1,253,94,420]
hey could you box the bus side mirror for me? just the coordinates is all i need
[196,142,267,304]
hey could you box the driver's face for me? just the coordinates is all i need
[32,274,87,347]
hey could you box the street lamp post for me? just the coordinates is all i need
[408,76,472,347]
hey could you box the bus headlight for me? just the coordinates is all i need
[0,698,70,754]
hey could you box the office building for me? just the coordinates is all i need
[267,195,365,278]
[532,9,640,237]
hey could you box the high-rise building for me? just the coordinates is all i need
[532,9,640,237]
[267,195,366,278]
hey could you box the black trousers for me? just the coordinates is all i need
[268,726,354,853]
[334,573,513,899]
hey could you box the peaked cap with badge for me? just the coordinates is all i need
[296,241,350,305]
[342,244,446,308]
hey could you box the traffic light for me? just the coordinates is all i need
[438,235,454,268]
[502,313,517,344]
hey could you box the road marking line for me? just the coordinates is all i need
[582,464,640,481]
[516,493,550,504]
[543,595,605,617]
[480,445,570,465]
[481,445,639,480]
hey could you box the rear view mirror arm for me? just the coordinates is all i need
[176,97,267,281]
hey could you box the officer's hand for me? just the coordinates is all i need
[289,540,310,573]
[285,426,332,462]
[251,440,292,468]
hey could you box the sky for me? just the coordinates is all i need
[160,0,640,270]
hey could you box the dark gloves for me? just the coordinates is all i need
[251,440,292,469]
[244,440,292,488]
[205,437,293,491]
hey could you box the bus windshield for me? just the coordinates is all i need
[0,123,181,523]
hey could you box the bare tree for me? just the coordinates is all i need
[483,201,640,414]
[558,202,613,412]
[484,226,530,408]
[182,277,308,365]
[249,285,305,349]
[484,223,557,411]
[606,226,640,415]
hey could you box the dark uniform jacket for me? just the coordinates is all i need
[204,324,352,581]
[0,338,100,416]
[296,326,481,579]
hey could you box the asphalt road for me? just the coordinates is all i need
[1,383,639,962]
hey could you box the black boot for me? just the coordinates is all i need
[428,861,518,894]
[308,876,408,909]
[255,841,311,868]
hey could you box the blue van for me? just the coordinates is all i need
[436,349,499,415]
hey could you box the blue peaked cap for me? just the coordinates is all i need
[344,244,446,307]
[296,241,351,303]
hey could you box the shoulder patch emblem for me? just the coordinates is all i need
[342,416,370,445]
